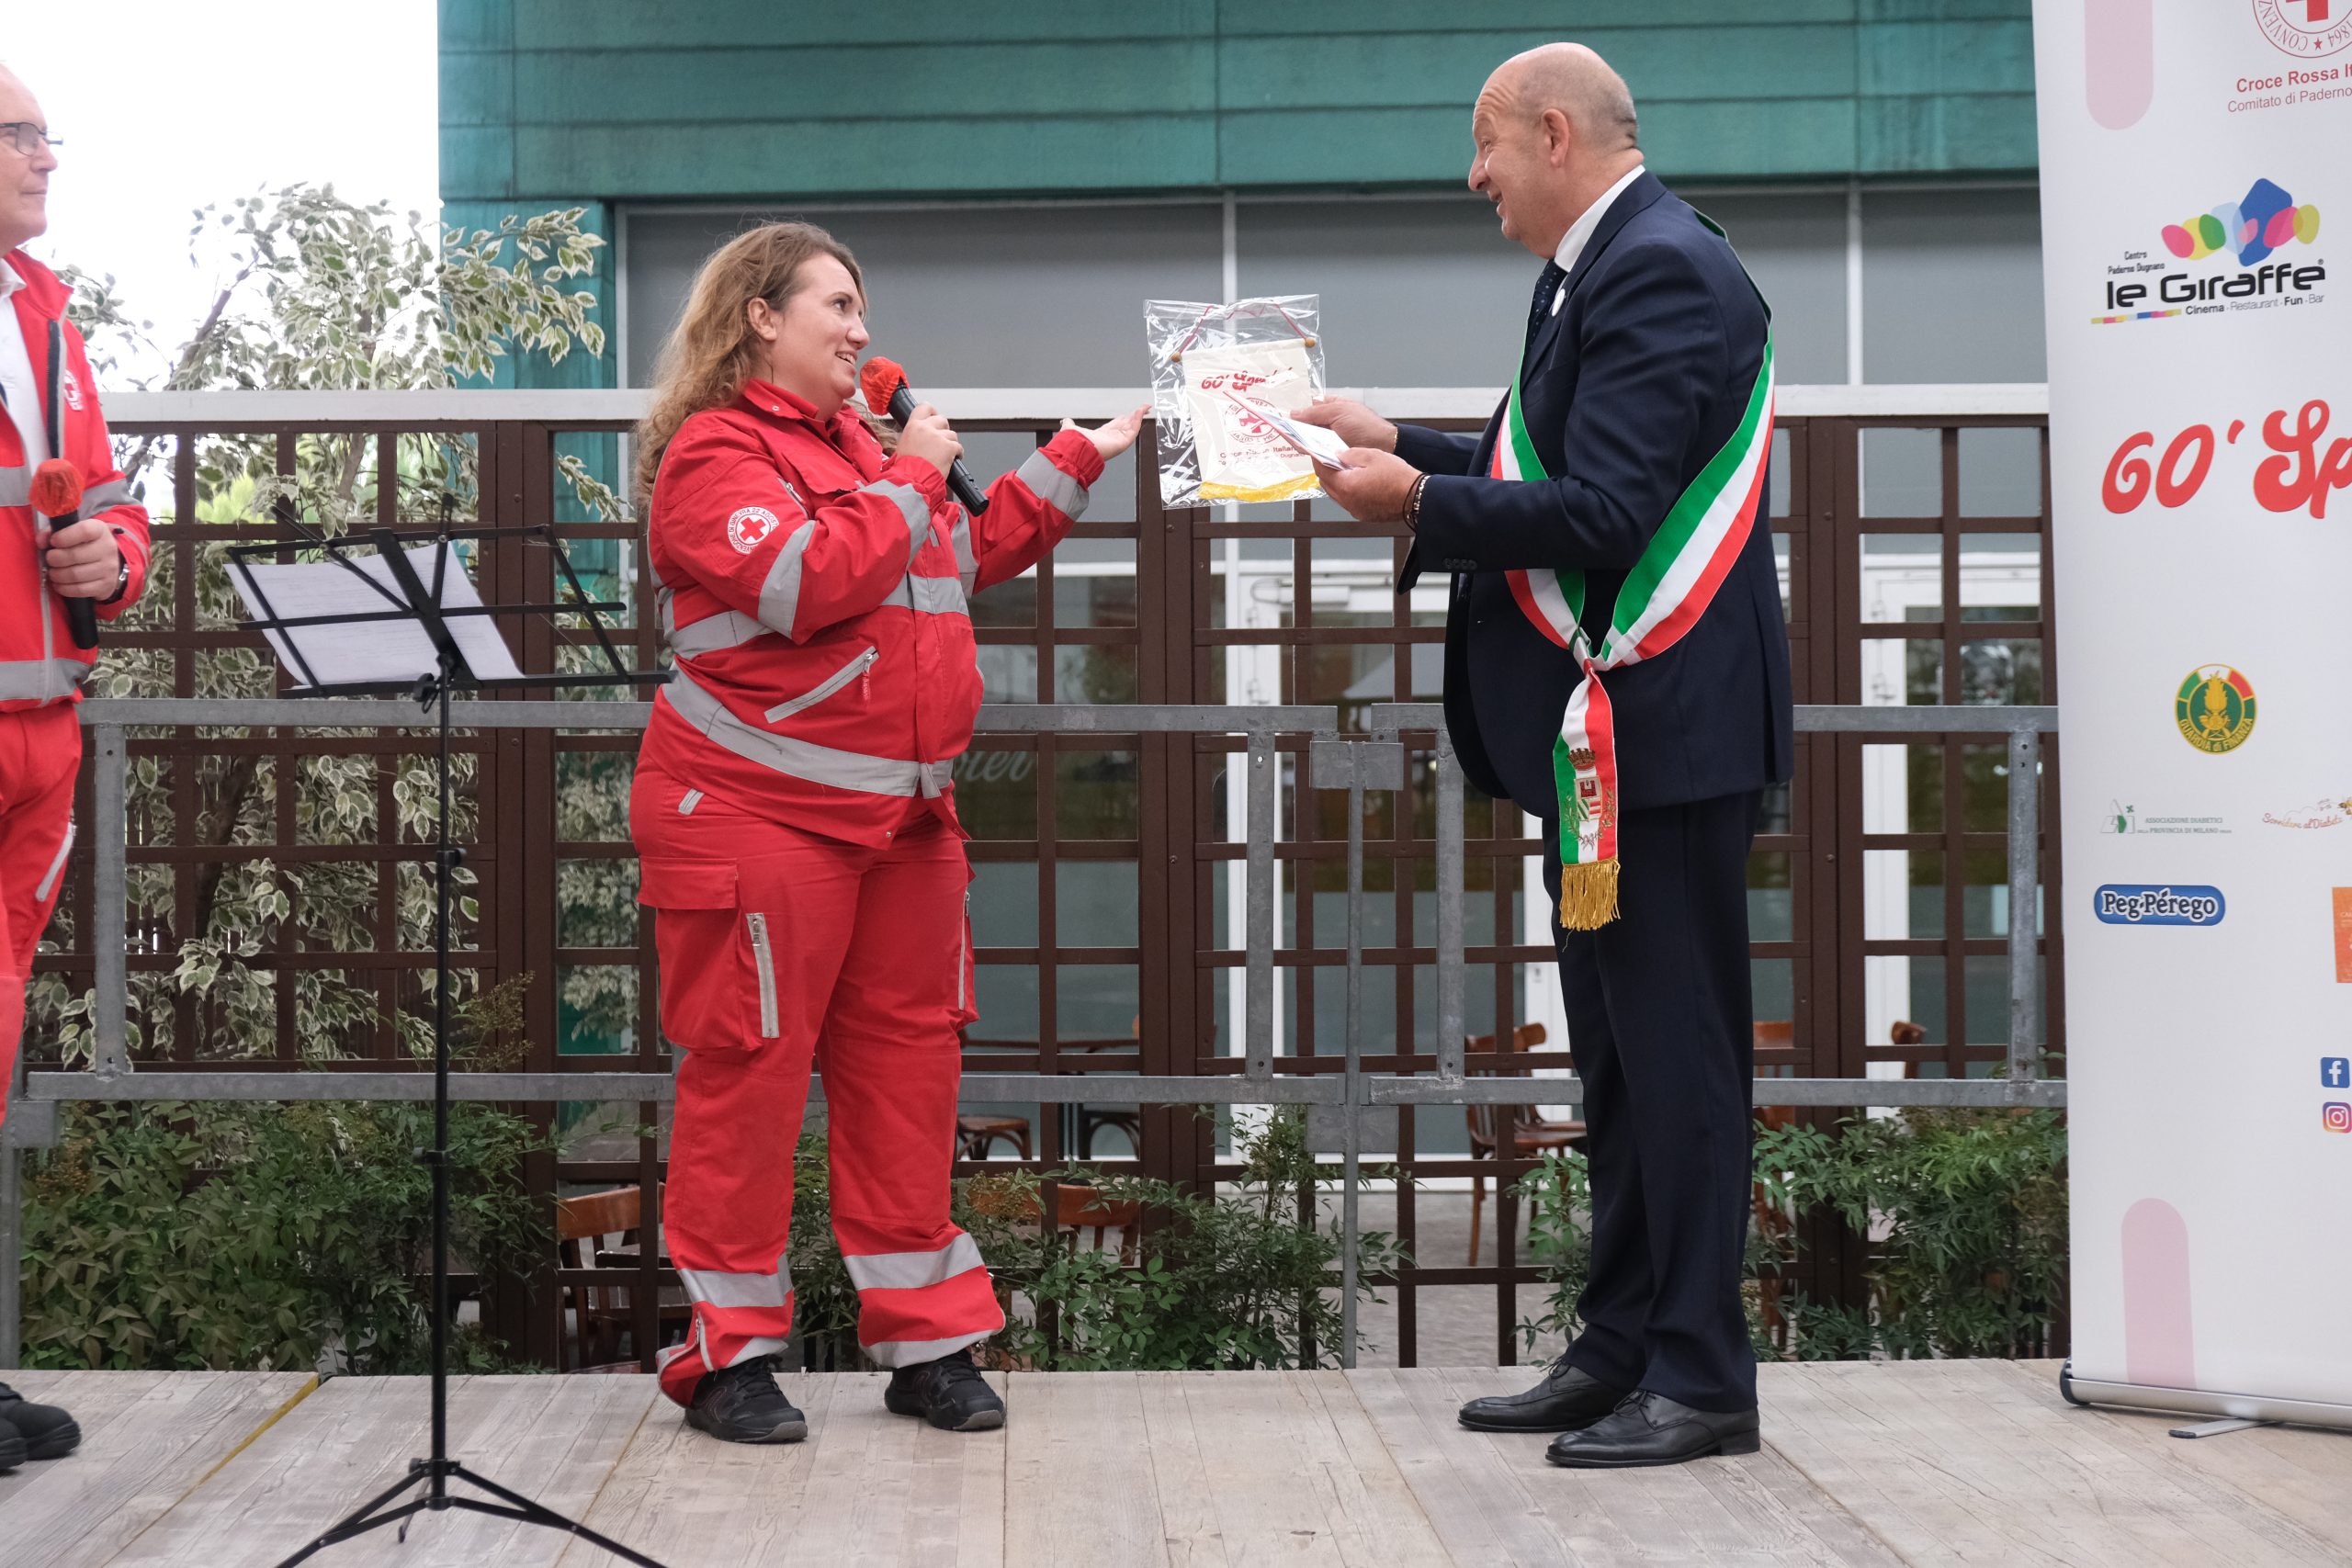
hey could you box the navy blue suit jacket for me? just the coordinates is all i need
[1396,170,1794,816]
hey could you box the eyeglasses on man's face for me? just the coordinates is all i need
[0,123,61,158]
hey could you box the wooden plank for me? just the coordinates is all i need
[791,1372,1003,1568]
[3,1371,313,1568]
[1435,1367,1901,1567]
[554,1372,840,1567]
[1149,1371,1451,1567]
[562,1371,1006,1568]
[1761,1359,2343,1567]
[1992,1359,2352,1555]
[1347,1369,1583,1567]
[901,1374,1008,1568]
[1135,1371,1227,1568]
[107,1374,655,1568]
[1002,1372,1166,1568]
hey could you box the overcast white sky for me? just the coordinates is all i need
[8,1,438,381]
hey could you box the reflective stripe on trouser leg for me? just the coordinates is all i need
[657,1047,817,1404]
[0,976,22,1136]
[0,709,78,1137]
[844,1232,1001,1366]
[820,815,1005,1367]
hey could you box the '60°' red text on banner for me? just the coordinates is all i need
[2102,399,2352,518]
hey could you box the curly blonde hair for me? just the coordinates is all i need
[633,221,865,502]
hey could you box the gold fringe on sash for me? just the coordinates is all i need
[1555,858,1621,931]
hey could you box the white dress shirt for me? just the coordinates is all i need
[0,257,50,466]
[1547,163,1647,315]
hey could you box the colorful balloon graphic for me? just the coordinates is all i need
[2160,180,2320,265]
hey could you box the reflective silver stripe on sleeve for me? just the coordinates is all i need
[0,465,28,507]
[757,520,816,636]
[862,1327,996,1369]
[80,478,133,513]
[678,1256,795,1310]
[857,479,930,565]
[0,658,91,700]
[662,666,953,797]
[949,514,978,593]
[877,573,969,617]
[843,1235,987,1293]
[1014,449,1089,521]
[668,609,769,658]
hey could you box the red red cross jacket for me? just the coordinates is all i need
[641,378,1103,843]
[1,251,152,713]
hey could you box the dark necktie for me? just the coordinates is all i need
[1527,260,1567,344]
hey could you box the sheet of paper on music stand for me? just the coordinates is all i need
[230,543,525,689]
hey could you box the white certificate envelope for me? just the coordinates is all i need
[1216,389,1357,468]
[232,543,525,689]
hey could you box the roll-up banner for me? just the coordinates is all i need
[2034,0,2352,1427]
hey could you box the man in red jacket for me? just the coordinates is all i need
[0,62,153,1473]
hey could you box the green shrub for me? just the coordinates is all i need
[1513,1107,2069,1361]
[20,1096,548,1374]
[787,1107,1405,1371]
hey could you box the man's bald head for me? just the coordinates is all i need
[1487,43,1638,153]
[0,61,57,254]
[1467,43,1644,258]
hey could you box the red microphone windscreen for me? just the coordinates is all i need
[30,458,84,517]
[859,355,909,416]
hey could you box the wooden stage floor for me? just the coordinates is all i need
[5,1359,2348,1566]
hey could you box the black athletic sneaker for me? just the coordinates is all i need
[0,1382,79,1461]
[0,1423,24,1473]
[684,1357,807,1443]
[883,1348,1006,1432]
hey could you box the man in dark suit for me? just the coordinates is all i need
[1306,43,1792,1469]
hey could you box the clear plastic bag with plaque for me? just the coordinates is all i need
[1145,295,1326,507]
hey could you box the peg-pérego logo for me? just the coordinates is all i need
[2095,885,2228,926]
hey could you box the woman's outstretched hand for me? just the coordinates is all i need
[1063,405,1148,463]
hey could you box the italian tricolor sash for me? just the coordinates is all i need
[1494,234,1774,931]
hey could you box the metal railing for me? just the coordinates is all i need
[0,697,2060,1367]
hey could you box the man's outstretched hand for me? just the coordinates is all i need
[1297,395,1398,453]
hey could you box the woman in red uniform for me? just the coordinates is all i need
[630,221,1141,1442]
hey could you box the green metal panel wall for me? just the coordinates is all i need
[440,0,2037,206]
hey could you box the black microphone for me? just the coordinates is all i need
[44,329,100,650]
[861,356,989,515]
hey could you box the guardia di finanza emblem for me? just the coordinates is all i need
[2175,664,2256,755]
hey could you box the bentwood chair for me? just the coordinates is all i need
[1464,1022,1586,1266]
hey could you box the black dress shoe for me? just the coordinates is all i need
[0,1382,79,1461]
[1544,1390,1759,1468]
[1457,1358,1632,1433]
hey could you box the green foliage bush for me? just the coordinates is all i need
[789,1109,1405,1371]
[20,1098,548,1374]
[18,981,552,1373]
[1514,1108,2068,1361]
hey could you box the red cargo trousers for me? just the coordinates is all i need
[630,764,1001,1405]
[0,706,80,1133]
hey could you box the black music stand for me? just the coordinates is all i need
[232,525,672,1568]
